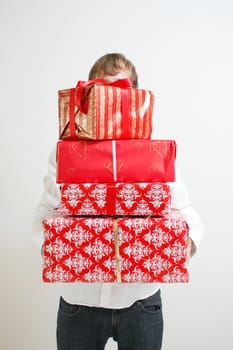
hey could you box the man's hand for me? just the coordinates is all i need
[187,237,193,262]
[41,243,44,257]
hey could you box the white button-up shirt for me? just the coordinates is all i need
[33,145,204,308]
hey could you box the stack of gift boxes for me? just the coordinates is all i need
[42,78,189,283]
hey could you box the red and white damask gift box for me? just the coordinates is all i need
[58,78,154,140]
[42,211,189,283]
[59,183,171,216]
[56,139,176,183]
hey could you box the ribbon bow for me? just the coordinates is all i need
[75,78,133,114]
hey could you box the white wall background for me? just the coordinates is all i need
[1,0,232,349]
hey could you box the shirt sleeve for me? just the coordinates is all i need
[168,165,204,256]
[32,145,60,248]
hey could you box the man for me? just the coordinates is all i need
[33,53,204,350]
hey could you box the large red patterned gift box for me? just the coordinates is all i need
[58,78,154,140]
[59,183,171,216]
[56,139,176,183]
[42,211,189,283]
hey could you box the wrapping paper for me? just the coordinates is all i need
[59,183,171,216]
[42,211,189,283]
[58,79,154,140]
[56,139,176,183]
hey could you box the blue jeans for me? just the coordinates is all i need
[57,290,163,350]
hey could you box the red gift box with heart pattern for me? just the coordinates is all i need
[56,139,176,184]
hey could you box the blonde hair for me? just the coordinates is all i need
[88,53,138,87]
